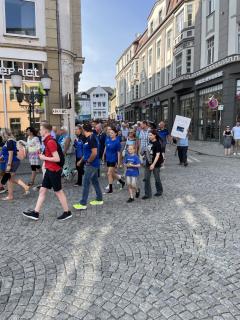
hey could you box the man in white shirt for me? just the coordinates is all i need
[232,122,240,155]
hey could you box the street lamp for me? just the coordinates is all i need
[11,68,52,126]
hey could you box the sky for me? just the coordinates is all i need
[80,0,156,92]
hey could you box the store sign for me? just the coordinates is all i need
[195,71,223,86]
[208,96,219,110]
[52,108,70,115]
[0,67,39,78]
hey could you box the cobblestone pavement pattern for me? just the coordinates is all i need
[0,145,240,320]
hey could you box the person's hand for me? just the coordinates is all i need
[150,164,155,171]
[77,160,81,167]
[6,164,11,172]
[39,154,45,161]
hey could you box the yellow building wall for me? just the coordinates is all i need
[0,80,43,133]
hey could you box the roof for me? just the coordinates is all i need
[86,86,114,96]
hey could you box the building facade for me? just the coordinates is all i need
[76,92,91,121]
[109,89,117,120]
[0,0,84,135]
[116,0,240,141]
[80,86,113,120]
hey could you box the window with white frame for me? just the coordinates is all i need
[142,56,145,71]
[5,0,36,36]
[176,10,184,35]
[167,30,172,50]
[166,65,171,84]
[141,81,145,97]
[207,0,215,16]
[148,48,153,67]
[156,40,161,60]
[148,77,153,93]
[150,21,154,34]
[187,4,193,27]
[135,60,139,73]
[175,53,182,77]
[156,72,161,90]
[186,49,192,73]
[207,36,214,65]
[159,10,163,24]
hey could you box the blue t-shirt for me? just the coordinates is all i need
[158,129,169,144]
[83,134,100,168]
[124,154,141,177]
[105,138,121,163]
[74,135,86,159]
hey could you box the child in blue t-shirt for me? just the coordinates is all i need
[124,145,141,203]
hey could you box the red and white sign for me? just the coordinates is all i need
[208,96,219,110]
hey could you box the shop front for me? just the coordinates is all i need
[0,59,44,135]
[197,84,223,141]
[180,93,195,136]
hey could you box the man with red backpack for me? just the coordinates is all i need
[23,123,72,221]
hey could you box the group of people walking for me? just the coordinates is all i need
[0,119,190,221]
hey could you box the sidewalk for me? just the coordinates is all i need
[188,140,224,157]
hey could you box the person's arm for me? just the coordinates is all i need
[40,151,60,163]
[6,150,13,172]
[63,137,71,155]
[150,153,160,170]
[117,151,121,167]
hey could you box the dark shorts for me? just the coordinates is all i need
[42,169,62,192]
[107,162,117,168]
[10,161,20,173]
[31,165,41,172]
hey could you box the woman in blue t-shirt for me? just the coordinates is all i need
[105,127,125,194]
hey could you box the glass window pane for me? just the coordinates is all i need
[5,0,36,36]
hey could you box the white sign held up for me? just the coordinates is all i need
[171,115,191,139]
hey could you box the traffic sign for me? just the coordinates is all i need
[52,108,70,115]
[218,105,224,111]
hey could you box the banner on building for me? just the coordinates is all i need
[171,115,191,139]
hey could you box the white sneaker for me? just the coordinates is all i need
[105,184,110,190]
[233,153,236,156]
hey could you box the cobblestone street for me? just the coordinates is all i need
[1,144,240,320]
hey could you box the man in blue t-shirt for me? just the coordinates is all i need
[73,124,103,210]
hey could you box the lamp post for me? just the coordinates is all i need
[11,69,52,127]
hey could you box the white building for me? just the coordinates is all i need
[86,86,113,120]
[76,92,91,121]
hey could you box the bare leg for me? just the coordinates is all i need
[128,186,134,199]
[30,171,37,185]
[107,167,114,184]
[55,190,69,212]
[35,187,48,212]
[7,179,14,200]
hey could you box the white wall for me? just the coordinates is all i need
[90,87,109,119]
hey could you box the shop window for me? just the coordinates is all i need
[10,118,21,134]
[207,36,214,65]
[5,0,36,36]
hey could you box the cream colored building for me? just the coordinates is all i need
[109,89,117,120]
[0,0,84,134]
[116,0,240,141]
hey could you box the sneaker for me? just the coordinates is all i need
[90,200,104,206]
[136,188,140,198]
[73,203,87,210]
[154,193,163,197]
[22,210,39,221]
[57,211,72,221]
[184,162,188,167]
[105,184,110,190]
[0,187,6,194]
[233,153,236,156]
[105,190,113,194]
[142,196,150,200]
[127,198,134,203]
